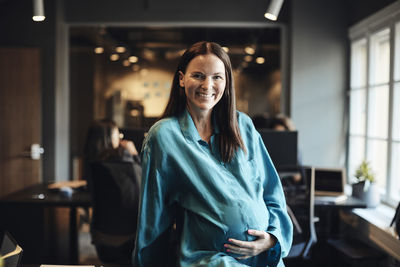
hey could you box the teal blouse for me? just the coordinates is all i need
[133,109,293,267]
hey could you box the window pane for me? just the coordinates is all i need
[393,83,400,140]
[390,141,400,201]
[367,139,387,189]
[395,22,400,81]
[351,39,367,88]
[369,28,390,85]
[367,85,389,138]
[348,136,365,183]
[349,89,366,135]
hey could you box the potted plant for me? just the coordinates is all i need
[351,160,380,208]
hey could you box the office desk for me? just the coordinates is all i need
[315,195,367,209]
[0,183,92,264]
[314,196,367,240]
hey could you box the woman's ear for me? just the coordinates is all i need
[178,71,185,88]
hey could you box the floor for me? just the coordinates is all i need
[78,208,102,266]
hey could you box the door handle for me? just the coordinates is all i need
[30,143,44,160]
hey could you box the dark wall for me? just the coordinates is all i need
[0,0,56,182]
[70,48,95,165]
[290,0,347,167]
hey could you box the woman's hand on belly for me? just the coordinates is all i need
[223,229,277,259]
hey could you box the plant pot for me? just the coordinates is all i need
[352,181,365,199]
[352,181,380,208]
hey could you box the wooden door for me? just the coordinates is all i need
[0,48,41,197]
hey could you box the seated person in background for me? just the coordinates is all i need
[83,119,141,266]
[269,114,296,132]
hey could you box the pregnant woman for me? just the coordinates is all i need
[133,41,293,267]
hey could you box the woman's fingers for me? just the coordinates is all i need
[224,243,253,255]
[224,230,273,258]
[227,238,253,248]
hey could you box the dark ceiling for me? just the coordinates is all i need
[70,26,281,75]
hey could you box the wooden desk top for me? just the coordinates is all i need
[0,183,92,207]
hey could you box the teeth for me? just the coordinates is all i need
[197,93,213,97]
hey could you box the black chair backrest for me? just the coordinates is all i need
[280,165,316,259]
[90,161,140,235]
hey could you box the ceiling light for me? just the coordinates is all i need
[94,47,104,54]
[122,60,131,67]
[244,55,253,62]
[32,0,45,22]
[116,46,126,53]
[264,0,284,21]
[129,56,139,63]
[222,47,229,53]
[110,54,119,61]
[256,57,265,64]
[244,47,255,55]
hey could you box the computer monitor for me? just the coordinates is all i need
[258,130,298,169]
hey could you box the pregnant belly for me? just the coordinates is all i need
[187,199,269,255]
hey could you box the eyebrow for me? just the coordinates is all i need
[190,71,225,75]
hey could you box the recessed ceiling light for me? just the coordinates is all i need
[244,47,255,55]
[116,46,126,53]
[244,55,253,62]
[129,56,139,63]
[110,54,119,61]
[94,47,104,54]
[256,57,265,64]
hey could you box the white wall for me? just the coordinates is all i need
[290,0,348,167]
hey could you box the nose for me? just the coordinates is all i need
[201,76,213,90]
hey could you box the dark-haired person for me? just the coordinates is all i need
[83,119,141,266]
[134,41,292,267]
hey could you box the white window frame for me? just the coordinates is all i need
[348,2,400,207]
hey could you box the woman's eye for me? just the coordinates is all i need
[213,75,223,80]
[192,73,204,79]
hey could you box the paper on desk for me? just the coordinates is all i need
[47,180,87,190]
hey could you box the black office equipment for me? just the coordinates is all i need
[0,231,23,267]
[258,130,298,169]
[390,202,400,239]
[284,166,317,263]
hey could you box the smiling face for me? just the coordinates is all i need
[179,53,226,116]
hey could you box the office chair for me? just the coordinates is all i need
[281,166,317,264]
[0,231,23,267]
[90,161,141,266]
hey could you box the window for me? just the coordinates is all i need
[348,5,400,205]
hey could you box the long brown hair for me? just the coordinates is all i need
[161,41,246,162]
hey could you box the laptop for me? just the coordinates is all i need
[313,167,348,204]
